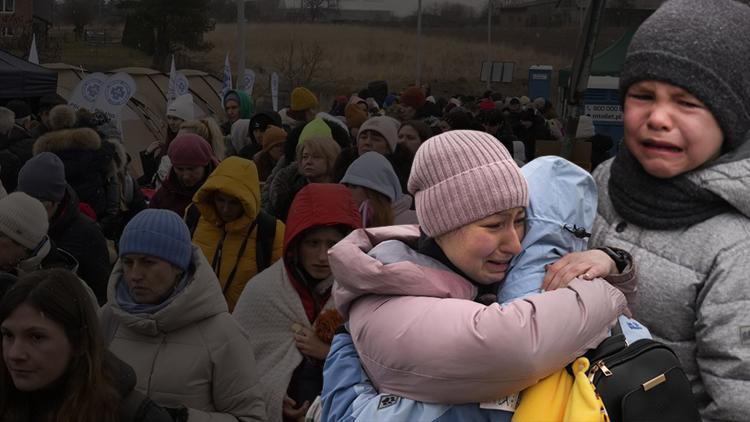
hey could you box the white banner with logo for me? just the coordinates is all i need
[94,72,137,129]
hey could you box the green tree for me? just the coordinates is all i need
[118,0,214,70]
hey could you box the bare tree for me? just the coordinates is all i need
[61,0,98,40]
[273,40,326,87]
[301,0,339,21]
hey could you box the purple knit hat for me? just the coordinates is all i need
[407,130,528,237]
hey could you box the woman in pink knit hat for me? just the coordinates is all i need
[327,130,631,405]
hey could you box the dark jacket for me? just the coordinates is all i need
[265,161,308,222]
[0,272,17,300]
[150,169,203,217]
[33,127,118,220]
[514,115,552,162]
[49,186,111,304]
[252,151,277,183]
[0,125,35,191]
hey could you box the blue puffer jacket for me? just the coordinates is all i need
[321,157,647,421]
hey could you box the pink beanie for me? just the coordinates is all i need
[407,130,528,237]
[168,133,219,168]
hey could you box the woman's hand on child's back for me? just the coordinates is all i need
[542,249,617,291]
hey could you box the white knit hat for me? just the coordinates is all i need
[0,192,49,251]
[358,116,400,153]
[167,94,195,122]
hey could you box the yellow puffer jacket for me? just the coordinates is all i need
[192,157,284,310]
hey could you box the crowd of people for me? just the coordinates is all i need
[0,0,748,420]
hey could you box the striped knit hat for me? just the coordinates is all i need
[408,130,528,237]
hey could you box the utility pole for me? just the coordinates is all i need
[416,0,423,87]
[486,0,493,91]
[565,0,608,132]
[236,0,246,90]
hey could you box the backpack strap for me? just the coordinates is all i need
[255,210,277,273]
[184,203,201,238]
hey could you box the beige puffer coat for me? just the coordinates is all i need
[101,246,267,422]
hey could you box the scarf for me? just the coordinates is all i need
[116,272,190,315]
[608,147,732,230]
[417,230,498,305]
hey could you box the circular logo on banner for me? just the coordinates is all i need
[176,77,189,96]
[82,79,104,102]
[105,80,132,106]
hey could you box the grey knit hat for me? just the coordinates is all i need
[619,0,750,150]
[17,152,67,202]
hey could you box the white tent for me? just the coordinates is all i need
[44,64,225,176]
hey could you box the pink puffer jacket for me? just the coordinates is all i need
[330,225,627,404]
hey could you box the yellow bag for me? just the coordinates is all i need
[513,358,609,422]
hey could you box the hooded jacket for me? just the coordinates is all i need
[329,224,627,404]
[101,246,267,422]
[265,161,308,222]
[500,156,635,303]
[33,127,118,219]
[222,90,254,136]
[192,157,284,310]
[49,185,111,304]
[340,151,417,226]
[591,157,750,421]
[233,184,361,422]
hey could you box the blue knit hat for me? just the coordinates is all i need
[119,209,193,270]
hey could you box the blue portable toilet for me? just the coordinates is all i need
[528,65,553,101]
[582,76,624,155]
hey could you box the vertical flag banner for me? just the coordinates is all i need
[28,34,39,64]
[221,53,232,105]
[69,72,108,112]
[242,69,256,96]
[271,72,279,112]
[167,55,190,112]
[167,55,177,111]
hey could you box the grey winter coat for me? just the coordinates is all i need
[591,158,750,422]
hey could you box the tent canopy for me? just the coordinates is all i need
[46,64,224,176]
[0,49,58,99]
[558,29,636,89]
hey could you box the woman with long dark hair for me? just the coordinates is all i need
[0,269,172,422]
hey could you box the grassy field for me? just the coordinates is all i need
[48,22,629,102]
[201,23,574,101]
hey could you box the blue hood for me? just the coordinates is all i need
[498,156,597,303]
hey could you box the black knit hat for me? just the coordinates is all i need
[619,0,750,150]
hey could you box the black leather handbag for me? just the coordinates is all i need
[582,325,701,422]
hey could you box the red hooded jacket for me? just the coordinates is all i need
[282,183,361,322]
